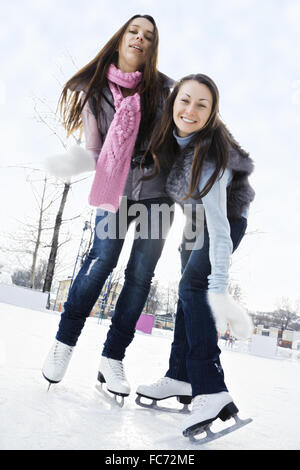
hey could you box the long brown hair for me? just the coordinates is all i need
[142,74,239,200]
[58,14,165,148]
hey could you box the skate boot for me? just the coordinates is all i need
[42,339,74,387]
[182,391,240,440]
[182,391,253,443]
[136,377,192,413]
[97,356,130,406]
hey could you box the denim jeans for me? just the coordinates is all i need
[165,217,248,396]
[56,197,174,360]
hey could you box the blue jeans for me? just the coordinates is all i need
[165,217,247,396]
[56,197,174,360]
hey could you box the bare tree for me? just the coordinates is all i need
[101,265,125,316]
[1,171,69,288]
[144,280,161,316]
[162,281,178,319]
[228,281,244,304]
[273,297,300,331]
[31,92,94,295]
[43,182,71,293]
[12,259,48,290]
[80,216,95,265]
[251,297,300,332]
[30,175,47,288]
[0,54,92,295]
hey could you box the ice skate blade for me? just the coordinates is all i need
[42,372,60,391]
[95,382,125,408]
[97,371,129,397]
[186,415,253,444]
[135,394,191,414]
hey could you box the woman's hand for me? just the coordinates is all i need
[44,145,96,180]
[207,291,253,340]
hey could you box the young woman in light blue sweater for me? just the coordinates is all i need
[136,74,255,438]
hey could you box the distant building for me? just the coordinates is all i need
[254,325,300,350]
[154,313,174,330]
[54,277,123,319]
[54,279,71,312]
[54,278,176,331]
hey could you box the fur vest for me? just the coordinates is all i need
[227,146,255,218]
[166,140,255,219]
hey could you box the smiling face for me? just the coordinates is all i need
[117,17,155,73]
[173,80,213,137]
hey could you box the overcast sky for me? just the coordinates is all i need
[1,0,300,312]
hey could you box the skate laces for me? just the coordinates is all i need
[109,359,126,380]
[192,395,208,411]
[53,341,73,365]
[153,377,172,388]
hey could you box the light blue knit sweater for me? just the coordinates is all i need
[168,131,248,293]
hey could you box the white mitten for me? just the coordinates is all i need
[44,145,96,179]
[207,291,253,340]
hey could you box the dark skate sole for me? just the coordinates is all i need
[183,401,239,437]
[42,372,60,384]
[97,371,130,398]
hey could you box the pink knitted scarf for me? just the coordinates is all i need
[88,63,142,211]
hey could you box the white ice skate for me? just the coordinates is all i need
[182,391,252,444]
[136,377,192,413]
[96,356,131,407]
[42,339,74,390]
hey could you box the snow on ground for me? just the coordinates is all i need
[0,302,299,450]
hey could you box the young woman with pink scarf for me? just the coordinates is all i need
[42,15,174,401]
